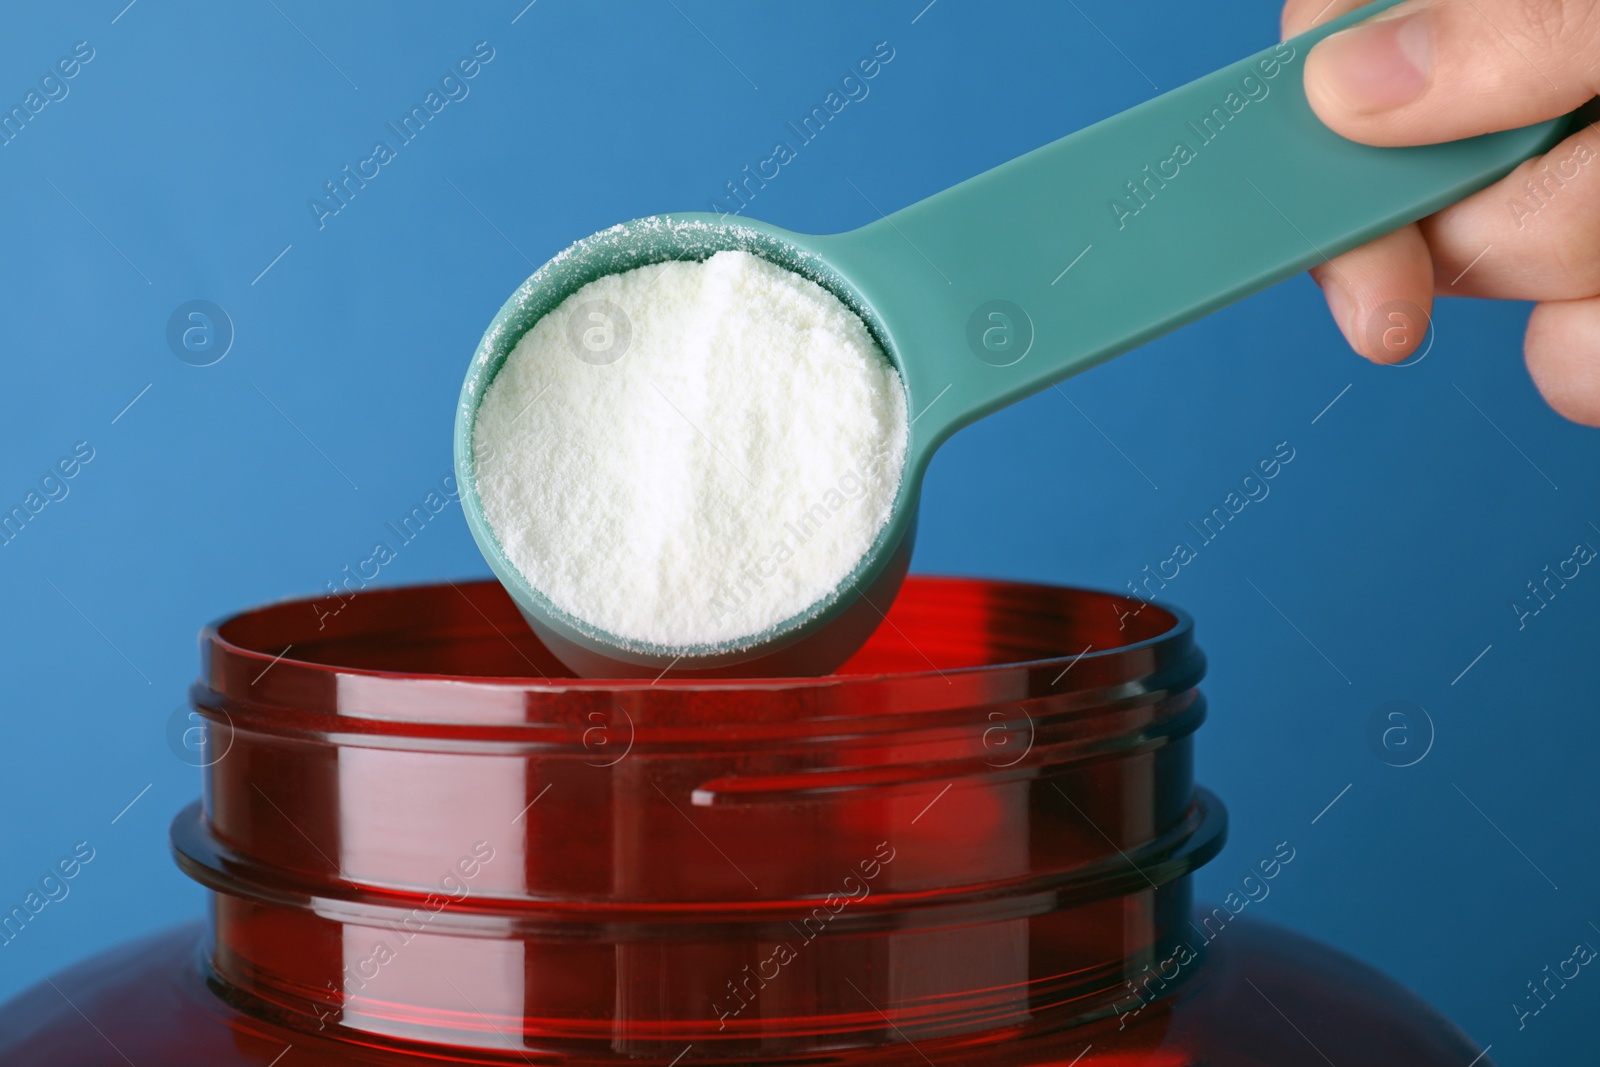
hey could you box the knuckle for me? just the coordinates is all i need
[1507,0,1599,48]
[1516,0,1568,38]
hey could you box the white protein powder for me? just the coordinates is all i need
[473,249,908,650]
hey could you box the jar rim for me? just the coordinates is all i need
[198,576,1198,738]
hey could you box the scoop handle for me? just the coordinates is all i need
[820,0,1572,452]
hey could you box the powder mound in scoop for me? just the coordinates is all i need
[473,250,908,650]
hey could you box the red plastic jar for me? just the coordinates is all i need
[0,577,1489,1065]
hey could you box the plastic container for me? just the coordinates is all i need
[0,577,1490,1065]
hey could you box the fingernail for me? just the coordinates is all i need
[1309,11,1432,113]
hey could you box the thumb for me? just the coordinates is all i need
[1302,0,1600,146]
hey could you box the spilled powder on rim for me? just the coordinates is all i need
[472,249,908,650]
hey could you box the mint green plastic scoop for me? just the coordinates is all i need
[457,0,1571,678]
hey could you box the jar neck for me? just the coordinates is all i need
[177,578,1219,1059]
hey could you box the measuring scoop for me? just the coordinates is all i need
[456,0,1571,678]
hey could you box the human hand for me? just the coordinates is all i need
[1282,0,1600,424]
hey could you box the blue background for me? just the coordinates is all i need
[1,1,1595,1062]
